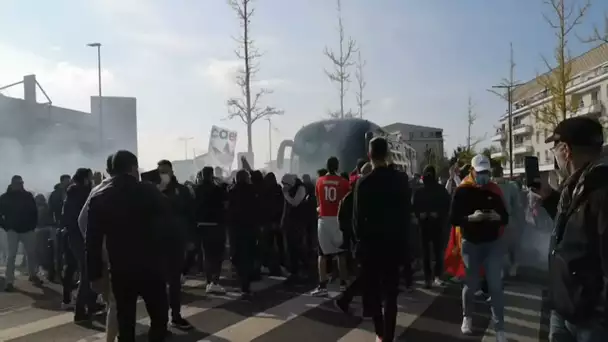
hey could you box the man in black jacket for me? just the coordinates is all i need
[193,166,227,295]
[0,175,41,291]
[61,168,98,322]
[157,160,195,330]
[86,151,171,342]
[450,154,508,340]
[353,138,409,342]
[540,117,608,341]
[413,165,451,288]
[227,169,259,299]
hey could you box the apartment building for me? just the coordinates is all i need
[491,43,608,176]
[383,122,444,170]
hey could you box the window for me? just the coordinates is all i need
[591,91,599,103]
[409,132,413,140]
[536,131,540,144]
[544,129,548,138]
[536,152,540,159]
[545,150,549,162]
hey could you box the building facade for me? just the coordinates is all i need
[0,74,137,172]
[383,122,444,170]
[491,43,608,176]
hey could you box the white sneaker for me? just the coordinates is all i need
[205,283,213,293]
[433,277,443,286]
[310,287,328,297]
[212,283,226,294]
[495,331,506,342]
[461,316,473,335]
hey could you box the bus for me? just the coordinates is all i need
[276,118,417,177]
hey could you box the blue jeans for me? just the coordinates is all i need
[549,311,608,342]
[461,238,504,331]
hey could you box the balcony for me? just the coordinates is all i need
[571,101,603,118]
[511,124,533,136]
[490,151,506,159]
[491,130,506,142]
[512,143,533,155]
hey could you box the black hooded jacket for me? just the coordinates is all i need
[0,188,38,233]
[62,183,91,234]
[161,177,194,245]
[546,157,608,323]
[262,173,284,226]
[413,166,451,229]
[227,182,259,233]
[48,183,66,225]
[194,179,225,225]
[86,175,172,281]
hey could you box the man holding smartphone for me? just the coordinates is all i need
[449,154,509,341]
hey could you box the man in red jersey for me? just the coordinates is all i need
[310,156,351,297]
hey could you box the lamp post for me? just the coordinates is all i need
[87,42,103,149]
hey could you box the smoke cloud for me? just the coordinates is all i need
[0,135,99,196]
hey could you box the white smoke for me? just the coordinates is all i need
[0,136,99,196]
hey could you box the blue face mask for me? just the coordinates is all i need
[475,173,490,186]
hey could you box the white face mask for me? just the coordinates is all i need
[160,174,171,184]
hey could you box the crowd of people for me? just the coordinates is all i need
[0,116,607,342]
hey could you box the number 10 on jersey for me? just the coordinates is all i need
[324,186,337,202]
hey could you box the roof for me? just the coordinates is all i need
[383,122,443,132]
[512,43,608,102]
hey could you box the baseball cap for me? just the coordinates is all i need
[544,117,604,146]
[471,154,491,172]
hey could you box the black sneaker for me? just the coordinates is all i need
[171,316,193,330]
[333,298,350,315]
[240,293,252,301]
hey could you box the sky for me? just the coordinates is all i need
[1,0,607,170]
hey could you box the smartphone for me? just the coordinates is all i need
[524,156,541,188]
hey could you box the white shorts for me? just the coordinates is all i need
[317,216,344,256]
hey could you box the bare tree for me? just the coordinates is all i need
[466,96,486,152]
[354,50,370,118]
[324,0,357,119]
[584,12,608,43]
[227,0,283,154]
[534,0,590,129]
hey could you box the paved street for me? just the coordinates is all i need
[0,265,549,342]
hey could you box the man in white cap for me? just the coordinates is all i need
[449,154,509,341]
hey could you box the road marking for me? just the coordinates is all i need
[1,278,282,341]
[338,289,439,341]
[199,291,340,341]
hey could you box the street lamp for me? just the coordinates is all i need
[87,42,103,149]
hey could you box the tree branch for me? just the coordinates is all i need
[324,0,357,118]
[226,0,283,154]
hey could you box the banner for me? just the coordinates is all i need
[207,126,237,170]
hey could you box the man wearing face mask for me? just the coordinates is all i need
[156,160,195,330]
[449,154,509,341]
[413,165,451,288]
[538,117,608,342]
